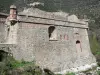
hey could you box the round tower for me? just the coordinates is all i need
[9,5,17,22]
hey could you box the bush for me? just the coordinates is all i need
[0,55,35,75]
[66,72,75,75]
[97,71,100,75]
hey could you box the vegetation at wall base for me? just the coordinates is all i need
[0,55,36,75]
[0,54,58,75]
[97,71,100,75]
[0,53,76,75]
[65,72,75,75]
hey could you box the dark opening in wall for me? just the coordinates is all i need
[76,40,82,52]
[76,40,80,44]
[75,33,79,35]
[48,26,55,38]
[48,26,57,40]
[0,50,7,62]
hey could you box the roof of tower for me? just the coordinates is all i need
[10,5,17,9]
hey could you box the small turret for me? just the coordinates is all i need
[9,5,17,22]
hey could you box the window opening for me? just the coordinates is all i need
[76,40,82,52]
[48,26,57,40]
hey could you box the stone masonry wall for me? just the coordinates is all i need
[12,22,96,72]
[0,17,6,43]
[0,12,96,73]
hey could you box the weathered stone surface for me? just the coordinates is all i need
[0,8,97,74]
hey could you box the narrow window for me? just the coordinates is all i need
[76,40,80,44]
[76,40,82,52]
[48,26,57,40]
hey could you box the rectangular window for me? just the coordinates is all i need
[48,26,57,41]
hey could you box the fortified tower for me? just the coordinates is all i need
[9,5,17,21]
[5,5,18,44]
[0,5,97,74]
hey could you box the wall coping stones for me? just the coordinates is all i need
[19,8,89,25]
[0,8,89,29]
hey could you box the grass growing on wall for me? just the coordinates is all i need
[65,72,75,75]
[0,54,56,75]
[5,56,34,69]
[97,71,100,75]
[0,54,76,75]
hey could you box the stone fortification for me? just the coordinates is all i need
[0,7,97,74]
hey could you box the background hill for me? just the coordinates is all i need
[0,0,100,56]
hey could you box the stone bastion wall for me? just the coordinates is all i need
[0,9,97,74]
